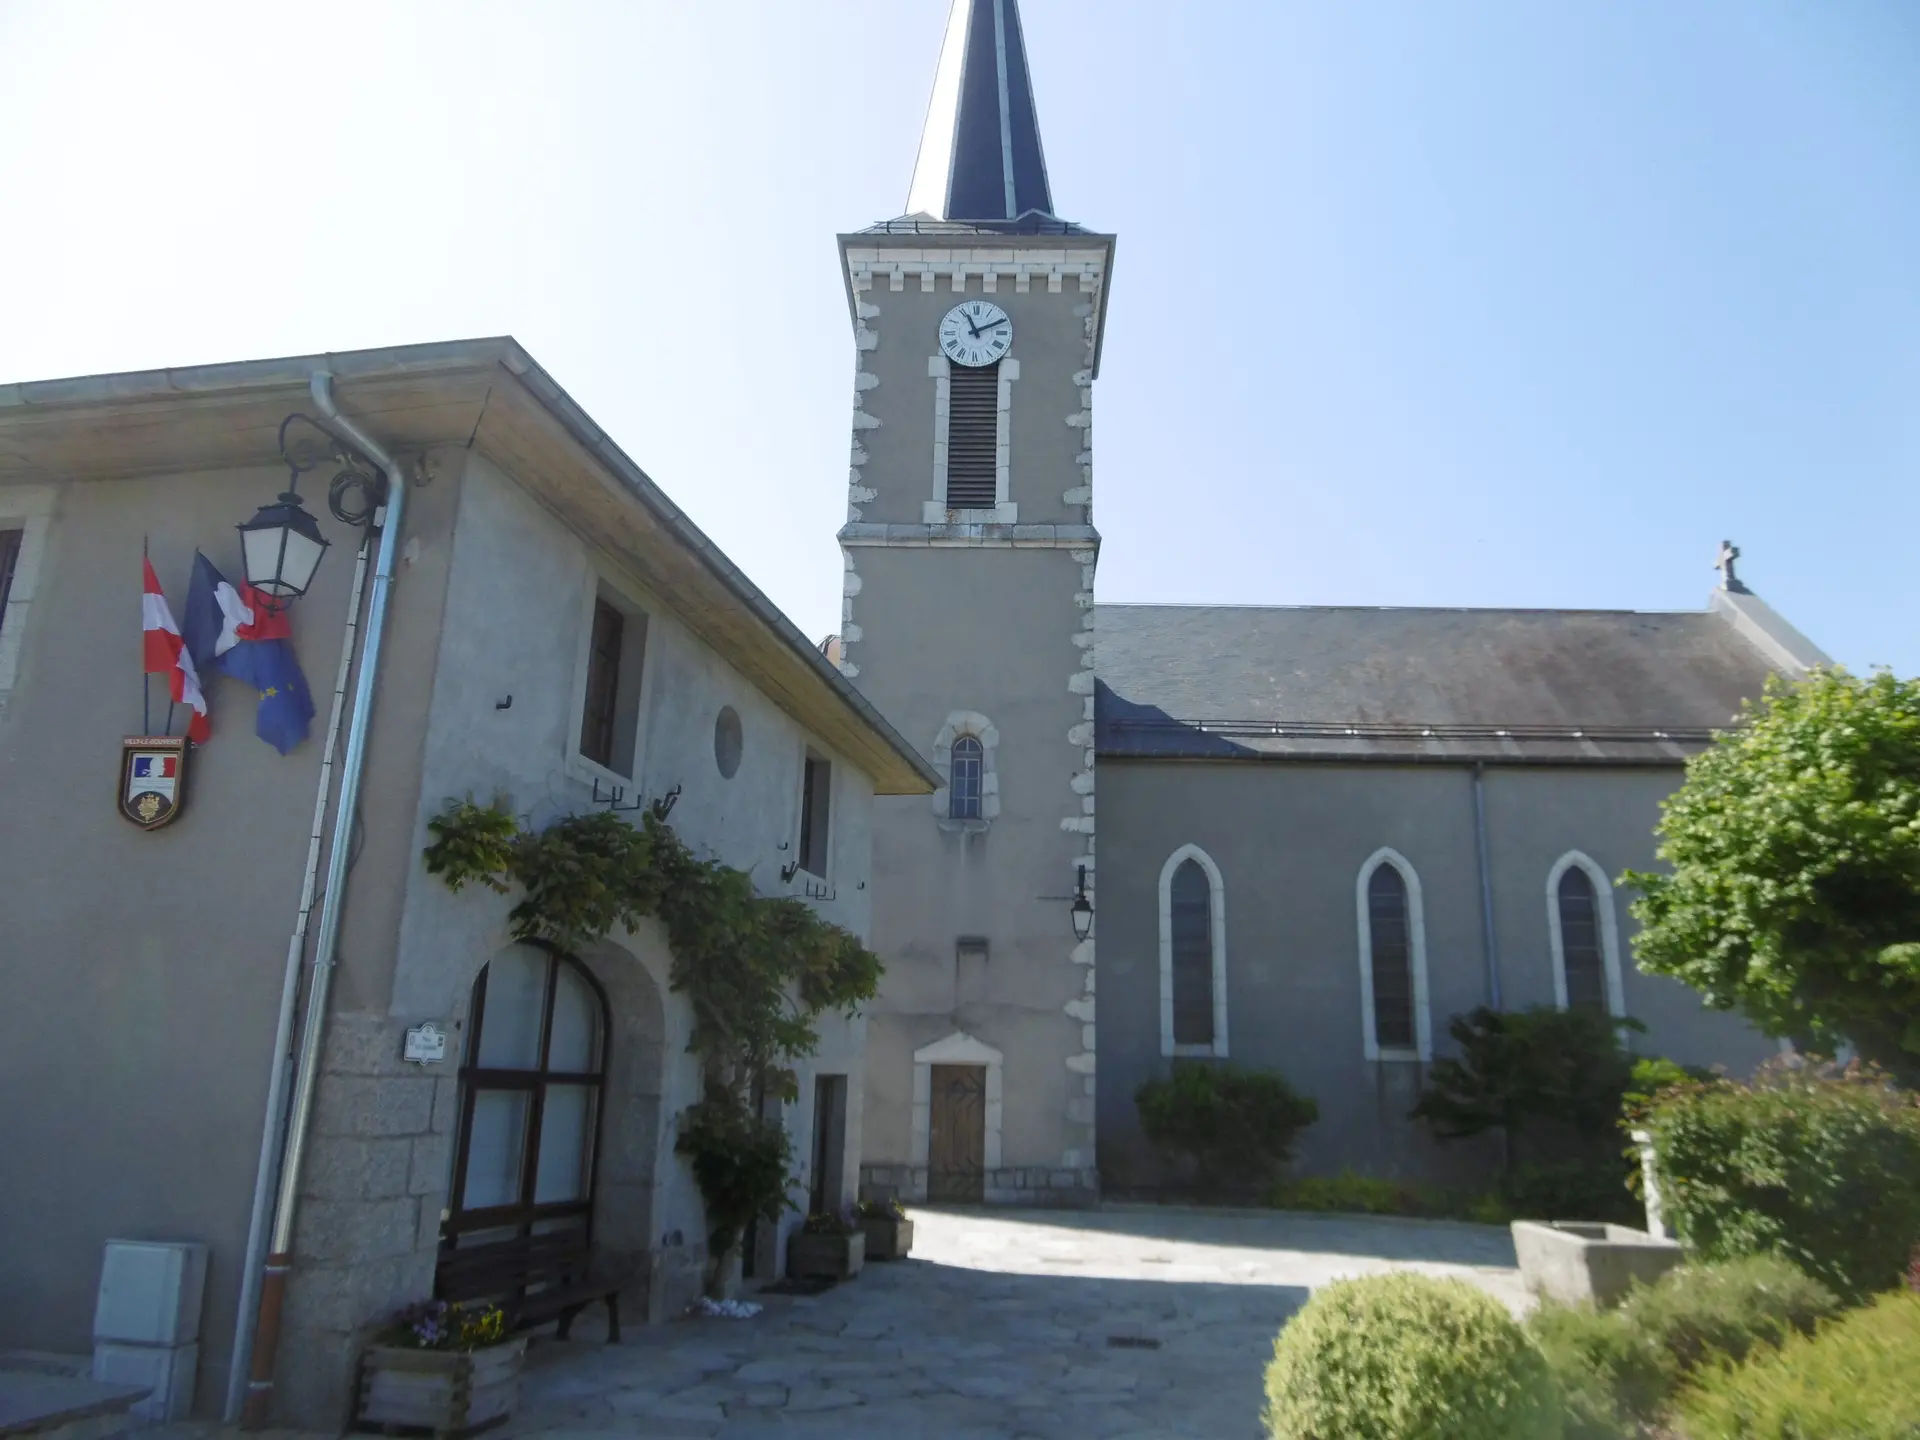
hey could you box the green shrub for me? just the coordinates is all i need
[1270,1169,1413,1215]
[1619,1254,1841,1376]
[1640,1057,1920,1298]
[1526,1302,1659,1439]
[1525,1257,1842,1436]
[1136,1062,1318,1199]
[1502,1159,1642,1226]
[1263,1273,1562,1440]
[1674,1291,1920,1438]
[1414,1006,1641,1153]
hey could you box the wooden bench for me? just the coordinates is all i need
[437,1232,622,1343]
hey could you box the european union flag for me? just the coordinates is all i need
[223,636,315,756]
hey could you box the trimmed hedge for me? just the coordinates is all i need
[1264,1273,1562,1440]
[1526,1257,1842,1436]
[1674,1291,1920,1438]
[1638,1058,1920,1299]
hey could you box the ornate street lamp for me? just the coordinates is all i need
[237,485,330,611]
[1070,864,1094,942]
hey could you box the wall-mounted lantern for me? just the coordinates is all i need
[237,485,330,611]
[1070,863,1094,943]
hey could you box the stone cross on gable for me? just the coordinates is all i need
[1716,540,1751,594]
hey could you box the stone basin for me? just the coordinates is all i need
[1511,1220,1683,1309]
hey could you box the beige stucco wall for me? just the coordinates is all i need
[277,452,879,1425]
[0,453,458,1414]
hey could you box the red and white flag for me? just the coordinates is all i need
[142,556,211,743]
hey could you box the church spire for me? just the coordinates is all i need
[905,0,1055,222]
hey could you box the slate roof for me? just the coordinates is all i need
[1094,603,1792,764]
[905,0,1056,223]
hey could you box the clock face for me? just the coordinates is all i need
[939,300,1013,367]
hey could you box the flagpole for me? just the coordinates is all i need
[142,538,152,735]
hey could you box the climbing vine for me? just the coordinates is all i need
[423,797,881,1281]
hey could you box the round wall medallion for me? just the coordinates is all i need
[714,706,743,779]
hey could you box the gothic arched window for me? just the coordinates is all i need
[1158,845,1227,1056]
[1556,867,1607,1013]
[949,735,983,820]
[1548,853,1624,1016]
[1356,848,1430,1060]
[1367,866,1416,1050]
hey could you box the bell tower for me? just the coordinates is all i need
[835,0,1111,1206]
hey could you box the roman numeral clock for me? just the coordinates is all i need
[939,300,1013,368]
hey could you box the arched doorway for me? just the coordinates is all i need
[443,943,609,1251]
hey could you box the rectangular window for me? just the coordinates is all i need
[808,1073,848,1216]
[798,751,832,876]
[944,361,999,508]
[0,529,21,634]
[577,590,647,776]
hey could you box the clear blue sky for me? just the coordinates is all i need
[2,2,1913,674]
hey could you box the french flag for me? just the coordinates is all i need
[142,557,211,743]
[182,551,315,755]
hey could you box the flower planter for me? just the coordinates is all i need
[1511,1220,1683,1309]
[787,1229,865,1280]
[357,1335,527,1436]
[860,1216,914,1261]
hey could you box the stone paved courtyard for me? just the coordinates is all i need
[494,1205,1526,1440]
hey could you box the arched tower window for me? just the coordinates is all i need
[1157,844,1228,1057]
[949,735,983,819]
[446,944,609,1248]
[1547,852,1626,1017]
[1356,848,1432,1060]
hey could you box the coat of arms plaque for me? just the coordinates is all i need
[120,736,189,830]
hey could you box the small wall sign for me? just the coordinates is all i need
[402,1022,448,1066]
[119,737,189,830]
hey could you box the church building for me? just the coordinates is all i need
[838,0,1829,1204]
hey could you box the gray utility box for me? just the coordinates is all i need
[1511,1221,1683,1309]
[92,1240,208,1421]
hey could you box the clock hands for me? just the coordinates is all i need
[966,314,1009,339]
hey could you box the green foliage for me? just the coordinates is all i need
[1268,1169,1514,1225]
[1620,1254,1840,1375]
[1135,1063,1319,1199]
[1502,1160,1642,1227]
[673,1093,795,1262]
[1413,1006,1641,1152]
[424,796,881,1280]
[1271,1170,1414,1216]
[1526,1256,1841,1435]
[1623,668,1920,1085]
[1673,1291,1920,1439]
[1640,1057,1920,1299]
[1263,1273,1562,1440]
[1624,1055,1713,1114]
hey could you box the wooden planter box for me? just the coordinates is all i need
[860,1216,914,1261]
[787,1229,865,1280]
[357,1335,527,1437]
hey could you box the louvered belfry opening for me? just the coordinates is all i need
[945,360,1000,508]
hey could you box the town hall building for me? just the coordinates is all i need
[840,0,1829,1204]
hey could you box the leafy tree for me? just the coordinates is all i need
[1412,1006,1640,1166]
[1623,669,1920,1085]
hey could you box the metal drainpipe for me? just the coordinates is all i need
[1472,762,1502,1010]
[239,371,410,1427]
[223,533,372,1421]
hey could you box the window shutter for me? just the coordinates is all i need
[945,361,1000,508]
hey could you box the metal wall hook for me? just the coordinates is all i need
[590,776,643,812]
[780,859,801,883]
[649,783,682,821]
[495,695,513,710]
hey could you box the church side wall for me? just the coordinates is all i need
[1096,758,1776,1195]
